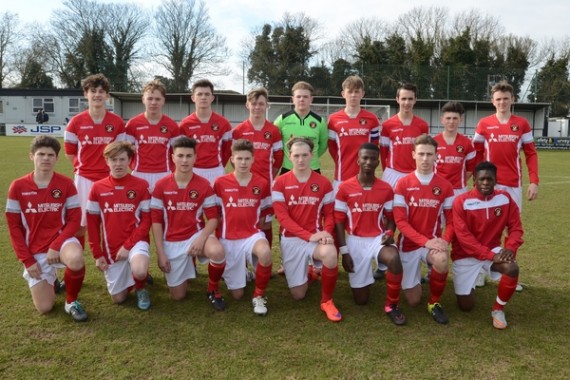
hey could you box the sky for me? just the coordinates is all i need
[5,0,570,92]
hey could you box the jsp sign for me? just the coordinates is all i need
[6,124,64,137]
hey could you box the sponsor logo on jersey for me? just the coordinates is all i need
[432,186,441,196]
[310,183,320,192]
[288,195,320,206]
[200,135,218,143]
[456,145,464,153]
[106,202,135,212]
[105,125,115,133]
[36,203,63,212]
[126,190,136,200]
[252,186,261,195]
[494,207,502,216]
[498,134,519,143]
[264,131,272,140]
[189,190,199,199]
[211,123,220,131]
[52,189,62,199]
[408,195,440,208]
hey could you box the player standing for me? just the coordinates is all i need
[64,74,126,246]
[232,88,283,247]
[214,139,273,315]
[125,79,180,193]
[151,137,227,309]
[179,79,232,186]
[6,136,88,321]
[328,75,380,192]
[335,143,405,325]
[473,80,538,291]
[272,137,342,322]
[393,134,454,324]
[452,161,522,329]
[86,141,152,310]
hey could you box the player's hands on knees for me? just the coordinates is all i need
[116,246,129,261]
[27,263,42,280]
[95,257,109,271]
[527,183,539,201]
[381,230,395,245]
[310,231,333,244]
[157,254,171,273]
[188,239,205,257]
[425,238,448,251]
[494,249,516,264]
[46,248,61,265]
[341,254,354,273]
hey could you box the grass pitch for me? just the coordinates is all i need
[0,136,569,379]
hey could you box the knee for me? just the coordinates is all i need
[457,299,475,312]
[291,290,307,301]
[354,296,369,306]
[36,302,54,315]
[504,263,519,277]
[112,292,128,304]
[230,289,244,300]
[66,256,85,272]
[431,255,448,272]
[321,249,339,268]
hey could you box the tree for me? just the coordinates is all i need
[0,11,20,88]
[154,0,229,92]
[19,59,54,88]
[529,54,570,117]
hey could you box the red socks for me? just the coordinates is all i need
[493,274,518,311]
[64,266,85,304]
[253,263,272,298]
[428,268,448,304]
[207,261,226,292]
[320,266,338,304]
[385,271,403,306]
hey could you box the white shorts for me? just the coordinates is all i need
[381,167,408,189]
[132,171,168,193]
[399,247,430,290]
[280,236,323,288]
[22,238,79,288]
[452,247,502,295]
[163,236,210,287]
[74,174,95,226]
[103,241,150,295]
[496,184,522,213]
[220,232,266,290]
[345,235,389,288]
[194,166,225,187]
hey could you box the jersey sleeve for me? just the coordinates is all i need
[86,187,104,260]
[379,124,390,171]
[272,130,284,172]
[452,196,495,261]
[322,185,335,234]
[5,182,35,267]
[522,137,539,185]
[504,195,524,254]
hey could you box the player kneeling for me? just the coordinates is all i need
[452,161,522,329]
[335,143,405,325]
[151,137,227,310]
[87,141,152,310]
[214,139,273,315]
[6,136,88,321]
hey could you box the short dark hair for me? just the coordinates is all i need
[491,80,514,97]
[441,101,464,115]
[232,139,254,154]
[286,136,314,152]
[192,79,214,94]
[414,134,438,150]
[359,142,380,154]
[396,83,417,98]
[82,73,110,93]
[474,161,497,178]
[30,135,61,155]
[172,136,197,151]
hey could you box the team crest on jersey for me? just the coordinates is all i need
[456,145,465,153]
[494,207,502,216]
[264,131,272,140]
[359,119,367,125]
[160,126,168,134]
[432,186,441,196]
[105,124,115,133]
[211,123,220,131]
[510,124,519,132]
[51,189,62,199]
[189,190,199,199]
[252,186,261,195]
[126,190,136,200]
[310,183,320,192]
[309,121,317,129]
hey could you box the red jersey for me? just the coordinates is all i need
[473,114,539,187]
[213,173,272,239]
[334,176,394,237]
[125,113,180,173]
[452,188,523,261]
[434,133,476,190]
[272,171,334,240]
[232,120,284,183]
[179,112,232,169]
[393,172,454,252]
[151,173,218,242]
[6,172,81,268]
[328,109,380,181]
[380,115,429,172]
[64,110,126,181]
[86,174,151,262]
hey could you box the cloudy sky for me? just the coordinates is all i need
[5,0,569,92]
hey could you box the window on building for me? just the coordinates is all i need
[33,98,55,113]
[0,100,3,114]
[68,98,88,115]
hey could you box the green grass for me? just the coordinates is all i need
[1,136,569,379]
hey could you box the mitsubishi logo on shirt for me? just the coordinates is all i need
[408,196,418,207]
[226,196,238,207]
[351,202,363,213]
[138,134,147,144]
[25,202,38,213]
[288,195,298,206]
[489,133,498,142]
[339,127,348,137]
[167,200,176,211]
[103,202,114,213]
[394,136,402,145]
[82,136,93,145]
[436,153,444,165]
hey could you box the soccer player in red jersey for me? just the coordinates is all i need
[64,74,126,245]
[452,161,522,329]
[328,75,380,192]
[179,79,232,186]
[393,134,454,324]
[86,141,152,310]
[151,137,227,310]
[380,83,429,189]
[6,136,88,321]
[232,88,283,247]
[335,143,405,325]
[213,139,273,315]
[272,137,342,322]
[125,79,180,192]
[433,102,476,195]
